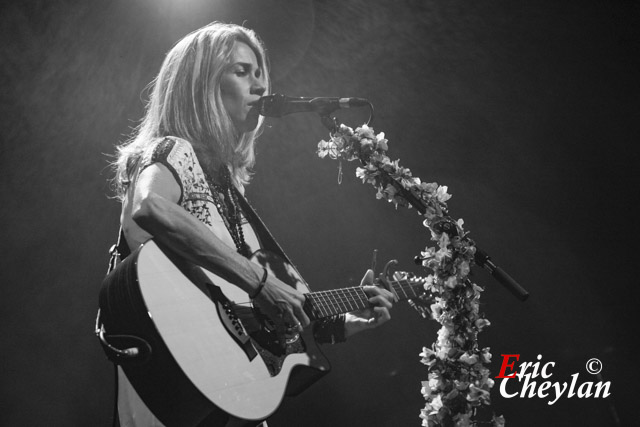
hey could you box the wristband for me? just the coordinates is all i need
[250,267,268,299]
[313,314,346,344]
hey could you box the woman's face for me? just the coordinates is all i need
[219,41,266,133]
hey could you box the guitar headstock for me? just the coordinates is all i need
[378,259,427,289]
[388,270,429,288]
[374,259,434,318]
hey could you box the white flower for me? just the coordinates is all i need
[467,384,490,403]
[493,415,506,427]
[429,394,443,411]
[430,302,443,320]
[472,283,484,294]
[445,276,458,288]
[423,207,437,222]
[453,412,472,427]
[459,353,479,365]
[475,318,491,331]
[421,380,431,397]
[317,140,331,158]
[419,409,430,425]
[458,260,470,277]
[356,124,375,139]
[375,132,388,151]
[438,232,450,248]
[338,123,354,135]
[383,184,398,201]
[479,347,492,364]
[423,274,436,292]
[360,138,373,147]
[422,182,438,193]
[436,185,452,203]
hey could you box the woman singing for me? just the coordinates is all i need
[109,22,395,427]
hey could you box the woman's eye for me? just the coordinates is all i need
[234,66,248,76]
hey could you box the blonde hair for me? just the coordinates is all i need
[113,22,270,199]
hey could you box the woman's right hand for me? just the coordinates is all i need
[252,274,310,343]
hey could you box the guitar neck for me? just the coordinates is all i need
[303,277,424,321]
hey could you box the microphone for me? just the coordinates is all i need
[257,93,370,118]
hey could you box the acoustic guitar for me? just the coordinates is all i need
[99,239,425,426]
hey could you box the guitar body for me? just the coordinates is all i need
[99,239,331,426]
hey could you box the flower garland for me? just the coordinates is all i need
[318,124,504,427]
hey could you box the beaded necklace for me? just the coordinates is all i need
[206,167,250,258]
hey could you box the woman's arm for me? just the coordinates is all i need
[128,163,310,333]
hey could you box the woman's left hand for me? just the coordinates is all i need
[344,269,397,338]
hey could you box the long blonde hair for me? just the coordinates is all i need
[113,22,270,199]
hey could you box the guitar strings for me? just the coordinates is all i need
[232,278,426,319]
[306,278,425,317]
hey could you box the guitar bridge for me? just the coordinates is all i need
[206,284,258,361]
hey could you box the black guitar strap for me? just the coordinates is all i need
[234,189,311,289]
[107,226,131,274]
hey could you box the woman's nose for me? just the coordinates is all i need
[251,71,266,96]
[251,83,266,97]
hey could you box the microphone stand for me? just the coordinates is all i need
[319,114,529,302]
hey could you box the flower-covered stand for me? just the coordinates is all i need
[316,122,528,427]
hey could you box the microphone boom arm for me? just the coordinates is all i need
[380,167,529,301]
[258,94,374,129]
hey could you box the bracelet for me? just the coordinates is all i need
[250,267,268,299]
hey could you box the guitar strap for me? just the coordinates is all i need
[97,226,151,367]
[106,226,131,274]
[234,189,310,289]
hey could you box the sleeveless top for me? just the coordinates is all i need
[118,136,264,427]
[122,136,261,255]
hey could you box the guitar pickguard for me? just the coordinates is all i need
[249,331,306,377]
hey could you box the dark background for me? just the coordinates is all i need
[1,0,638,426]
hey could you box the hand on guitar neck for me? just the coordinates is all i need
[251,266,396,344]
[344,269,397,338]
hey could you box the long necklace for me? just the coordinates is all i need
[206,167,250,257]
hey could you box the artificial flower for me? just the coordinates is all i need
[317,123,501,426]
[475,318,491,331]
[459,353,479,365]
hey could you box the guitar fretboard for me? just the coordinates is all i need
[303,276,425,320]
